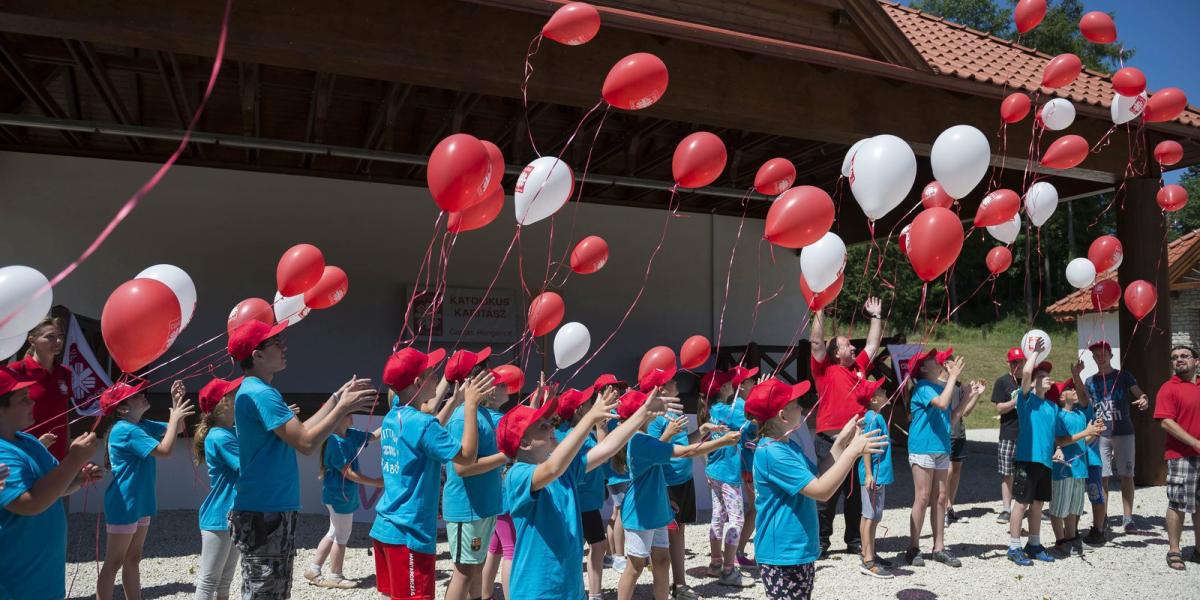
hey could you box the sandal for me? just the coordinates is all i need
[1167,551,1186,571]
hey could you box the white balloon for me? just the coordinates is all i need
[841,138,869,178]
[0,333,24,359]
[1020,329,1052,365]
[1039,98,1076,131]
[273,291,309,326]
[800,232,847,293]
[1065,257,1098,289]
[514,157,574,225]
[987,214,1022,245]
[930,125,990,199]
[553,321,590,369]
[136,264,197,330]
[0,266,52,338]
[1024,181,1059,227]
[849,135,916,220]
[1111,91,1148,125]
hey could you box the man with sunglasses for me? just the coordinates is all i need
[1155,346,1200,571]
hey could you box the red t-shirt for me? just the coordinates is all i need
[811,351,872,434]
[10,355,73,460]
[1154,375,1200,460]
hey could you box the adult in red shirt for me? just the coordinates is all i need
[809,296,884,557]
[8,317,72,460]
[1154,345,1200,571]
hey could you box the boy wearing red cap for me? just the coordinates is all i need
[1007,337,1060,565]
[1047,368,1103,559]
[1084,339,1149,538]
[556,386,611,600]
[193,376,243,600]
[0,365,102,600]
[857,378,892,578]
[992,347,1025,523]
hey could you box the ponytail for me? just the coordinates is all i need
[193,412,212,467]
[317,437,329,481]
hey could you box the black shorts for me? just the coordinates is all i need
[667,478,697,525]
[582,510,606,545]
[950,437,967,462]
[1014,461,1052,504]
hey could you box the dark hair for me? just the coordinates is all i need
[24,316,64,364]
[0,390,14,408]
[239,355,255,370]
[1172,345,1197,358]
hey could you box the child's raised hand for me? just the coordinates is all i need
[969,379,986,398]
[835,415,865,449]
[170,380,186,404]
[719,430,742,446]
[67,432,100,463]
[463,371,497,406]
[170,392,195,423]
[79,463,104,486]
[664,415,686,438]
[849,427,887,456]
[586,390,618,424]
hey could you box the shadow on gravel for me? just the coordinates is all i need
[70,582,192,599]
[896,588,938,599]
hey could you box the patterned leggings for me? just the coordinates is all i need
[708,478,744,546]
[760,563,816,600]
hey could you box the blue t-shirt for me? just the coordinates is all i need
[233,376,299,512]
[554,424,606,512]
[199,427,239,531]
[0,432,68,600]
[908,379,951,455]
[443,406,504,522]
[1016,390,1060,468]
[605,419,630,486]
[370,405,461,553]
[857,410,893,485]
[621,432,676,531]
[1053,407,1090,480]
[505,454,587,600]
[753,437,820,566]
[104,419,167,525]
[323,428,370,514]
[705,398,746,485]
[1081,404,1101,467]
[1084,370,1138,437]
[647,416,693,485]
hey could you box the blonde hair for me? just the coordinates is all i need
[193,398,233,466]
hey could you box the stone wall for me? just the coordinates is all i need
[1171,288,1200,349]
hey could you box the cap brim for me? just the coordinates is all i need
[531,396,559,424]
[424,348,447,369]
[475,346,492,364]
[791,380,812,399]
[267,321,289,340]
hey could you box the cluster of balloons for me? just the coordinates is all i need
[0,266,54,358]
[227,244,349,338]
[1061,235,1156,321]
[635,336,711,390]
[101,265,196,373]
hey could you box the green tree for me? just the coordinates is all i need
[909,0,1012,35]
[1169,166,1200,239]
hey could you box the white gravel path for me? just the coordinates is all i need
[65,430,1199,599]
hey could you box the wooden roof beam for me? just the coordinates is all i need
[0,35,79,146]
[63,39,140,151]
[301,70,333,168]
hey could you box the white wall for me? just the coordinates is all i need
[1076,311,1121,379]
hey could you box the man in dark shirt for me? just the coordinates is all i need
[991,347,1024,523]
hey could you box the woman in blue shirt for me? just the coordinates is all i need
[193,377,243,600]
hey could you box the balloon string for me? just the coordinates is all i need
[398,212,447,348]
[0,0,233,332]
[521,33,545,157]
[448,226,523,352]
[713,190,753,360]
[546,103,612,288]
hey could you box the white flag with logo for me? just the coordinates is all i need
[64,314,112,416]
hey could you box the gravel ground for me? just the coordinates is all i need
[65,430,1199,600]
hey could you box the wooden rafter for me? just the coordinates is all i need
[0,35,79,146]
[64,39,141,151]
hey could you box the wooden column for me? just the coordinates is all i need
[1117,177,1170,486]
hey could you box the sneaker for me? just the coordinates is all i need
[904,547,925,567]
[1048,542,1071,560]
[946,508,959,526]
[603,554,614,569]
[859,560,894,579]
[613,556,627,574]
[1082,528,1107,547]
[1071,537,1085,557]
[844,542,862,556]
[930,549,961,567]
[718,568,747,587]
[1007,547,1033,566]
[316,575,357,589]
[737,553,757,568]
[996,510,1011,524]
[1024,544,1056,562]
[672,584,701,600]
[706,562,723,578]
[1122,516,1136,532]
[303,565,321,583]
[873,555,895,568]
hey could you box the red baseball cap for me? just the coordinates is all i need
[1088,340,1112,353]
[699,370,734,397]
[592,374,627,391]
[199,376,244,414]
[99,379,149,415]
[444,347,492,383]
[617,389,650,420]
[0,365,37,396]
[639,367,675,392]
[862,377,887,398]
[728,365,760,387]
[489,366,525,395]
[1034,360,1053,375]
[383,347,447,392]
[1006,347,1026,363]
[1046,378,1075,401]
[496,396,560,458]
[744,378,812,423]
[554,387,596,421]
[936,347,955,364]
[228,320,288,362]
[909,347,939,371]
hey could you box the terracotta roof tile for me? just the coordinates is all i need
[880,1,1200,128]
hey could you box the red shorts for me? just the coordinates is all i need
[373,540,436,600]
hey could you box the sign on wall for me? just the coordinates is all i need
[405,285,519,343]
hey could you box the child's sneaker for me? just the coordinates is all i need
[718,568,748,587]
[1082,527,1107,547]
[1048,542,1071,560]
[1071,537,1085,556]
[904,546,925,567]
[736,553,757,569]
[996,510,1011,524]
[1007,547,1033,566]
[859,560,894,579]
[706,562,723,578]
[1024,544,1056,562]
[873,555,895,568]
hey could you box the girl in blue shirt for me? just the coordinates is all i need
[193,376,243,600]
[306,414,382,588]
[96,379,194,600]
[703,371,746,582]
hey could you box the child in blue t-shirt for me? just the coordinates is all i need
[858,381,894,578]
[97,380,194,600]
[1047,366,1103,559]
[704,372,747,583]
[193,377,243,600]
[1007,336,1060,565]
[306,414,382,588]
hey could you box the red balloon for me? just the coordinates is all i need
[800,271,844,311]
[490,364,525,395]
[1079,11,1116,44]
[907,207,965,282]
[570,235,609,274]
[448,188,504,234]
[1155,140,1184,167]
[1041,135,1090,169]
[1124,280,1157,320]
[528,291,564,337]
[277,243,325,297]
[679,335,711,370]
[427,133,491,212]
[638,346,677,384]
[1091,279,1121,311]
[102,278,182,373]
[542,2,601,46]
[763,186,835,249]
[480,140,505,199]
[602,53,669,111]
[973,189,1020,227]
[1088,235,1123,273]
[922,181,955,209]
[1158,184,1189,212]
[1042,53,1082,89]
[754,158,796,195]
[898,224,912,257]
[1015,0,1046,33]
[672,132,727,188]
[1112,67,1146,97]
[1144,88,1188,123]
[227,297,274,336]
[303,266,348,310]
[1000,93,1032,124]
[986,246,1013,275]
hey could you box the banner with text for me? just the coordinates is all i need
[406,285,519,343]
